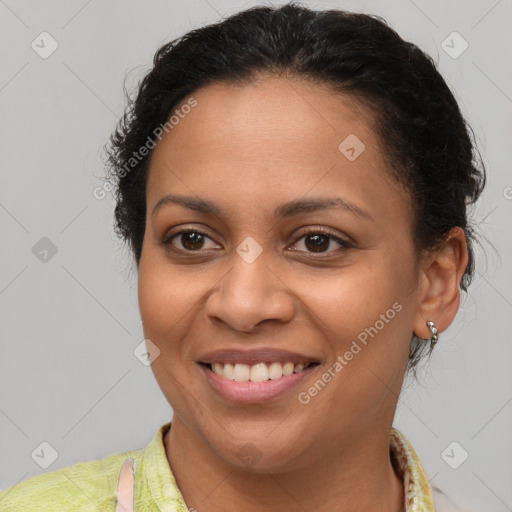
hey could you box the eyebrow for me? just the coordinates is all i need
[152,193,372,220]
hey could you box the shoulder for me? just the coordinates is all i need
[0,447,143,512]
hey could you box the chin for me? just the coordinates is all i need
[201,423,314,474]
[217,441,304,474]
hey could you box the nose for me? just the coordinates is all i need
[205,250,295,333]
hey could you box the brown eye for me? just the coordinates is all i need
[303,234,330,252]
[179,232,206,250]
[163,230,220,252]
[291,229,351,254]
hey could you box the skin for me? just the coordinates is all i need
[138,73,468,512]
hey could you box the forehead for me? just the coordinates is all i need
[145,74,411,226]
[151,74,377,163]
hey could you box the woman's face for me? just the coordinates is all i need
[138,74,423,471]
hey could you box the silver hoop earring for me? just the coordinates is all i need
[426,320,438,347]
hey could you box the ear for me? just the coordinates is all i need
[412,227,469,339]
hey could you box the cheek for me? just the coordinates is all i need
[304,259,411,342]
[137,251,206,416]
[298,272,411,430]
[138,250,197,347]
[299,253,415,395]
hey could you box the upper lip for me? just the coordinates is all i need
[198,348,319,366]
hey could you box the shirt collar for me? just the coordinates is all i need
[133,422,435,511]
[391,428,436,511]
[132,422,181,512]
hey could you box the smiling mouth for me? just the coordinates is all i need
[201,361,319,382]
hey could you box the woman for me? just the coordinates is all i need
[0,3,485,511]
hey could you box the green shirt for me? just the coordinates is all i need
[0,422,436,511]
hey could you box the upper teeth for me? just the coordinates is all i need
[211,362,306,382]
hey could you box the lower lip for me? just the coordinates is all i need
[200,364,316,404]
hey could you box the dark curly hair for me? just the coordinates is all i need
[104,2,486,370]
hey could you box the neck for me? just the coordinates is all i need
[164,419,404,512]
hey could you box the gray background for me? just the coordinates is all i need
[0,0,511,510]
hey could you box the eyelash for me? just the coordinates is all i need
[162,227,352,255]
